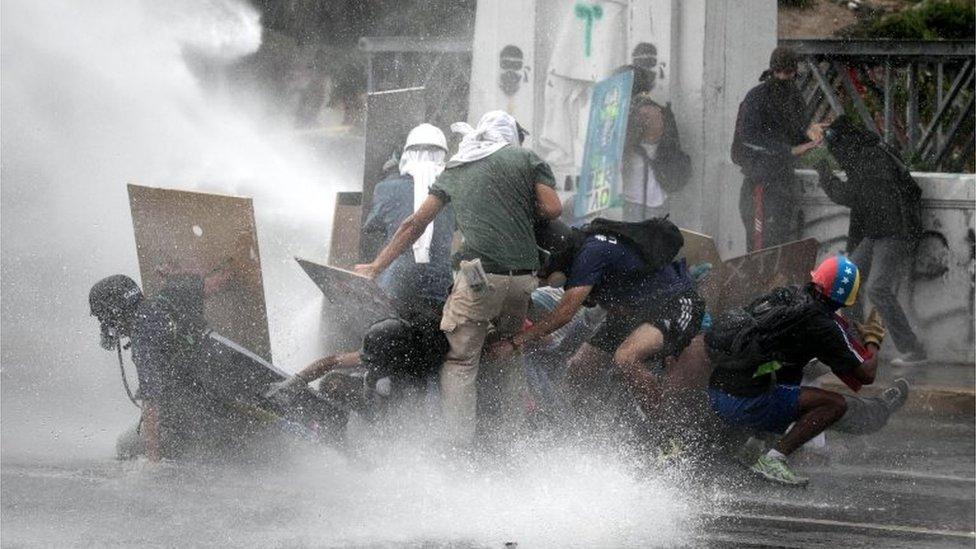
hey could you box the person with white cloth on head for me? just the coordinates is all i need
[356,111,563,447]
[361,123,455,321]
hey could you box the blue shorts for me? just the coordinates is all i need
[708,385,801,434]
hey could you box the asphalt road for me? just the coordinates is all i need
[696,412,975,547]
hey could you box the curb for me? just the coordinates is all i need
[822,381,975,418]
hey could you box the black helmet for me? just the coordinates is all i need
[535,219,582,278]
[360,317,416,370]
[89,275,143,348]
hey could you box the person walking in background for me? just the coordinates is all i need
[355,111,562,447]
[817,115,928,366]
[621,93,691,221]
[731,46,825,251]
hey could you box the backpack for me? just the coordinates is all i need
[705,286,820,371]
[582,216,684,272]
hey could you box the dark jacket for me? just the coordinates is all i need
[363,173,455,310]
[731,75,809,184]
[819,117,923,245]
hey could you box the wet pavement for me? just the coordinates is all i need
[2,411,973,548]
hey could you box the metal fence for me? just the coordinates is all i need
[783,39,975,172]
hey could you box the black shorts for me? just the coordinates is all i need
[588,289,705,358]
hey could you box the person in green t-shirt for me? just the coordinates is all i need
[356,110,563,445]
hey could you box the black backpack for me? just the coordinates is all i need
[582,216,684,272]
[705,286,821,371]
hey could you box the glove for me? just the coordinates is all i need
[264,375,307,406]
[856,309,886,348]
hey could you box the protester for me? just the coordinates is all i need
[267,317,449,419]
[362,123,455,322]
[621,93,691,221]
[492,217,704,421]
[706,255,908,486]
[89,274,260,461]
[354,110,562,446]
[817,115,928,366]
[731,46,825,251]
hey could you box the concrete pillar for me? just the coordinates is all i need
[668,0,777,258]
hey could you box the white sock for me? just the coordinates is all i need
[766,448,787,461]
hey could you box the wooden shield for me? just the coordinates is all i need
[127,184,272,361]
[709,238,820,315]
[295,257,395,324]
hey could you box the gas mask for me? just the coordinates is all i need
[97,316,126,351]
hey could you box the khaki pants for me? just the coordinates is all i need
[439,266,537,444]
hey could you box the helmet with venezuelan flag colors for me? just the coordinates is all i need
[810,255,860,307]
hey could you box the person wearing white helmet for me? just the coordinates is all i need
[362,123,455,322]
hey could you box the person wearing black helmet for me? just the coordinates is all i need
[817,115,927,367]
[89,273,248,461]
[265,316,449,418]
[731,46,826,251]
[491,216,705,422]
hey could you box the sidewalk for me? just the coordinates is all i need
[822,361,975,418]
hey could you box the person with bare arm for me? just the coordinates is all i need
[354,110,562,447]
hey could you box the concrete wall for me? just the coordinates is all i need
[797,169,976,364]
[661,0,776,257]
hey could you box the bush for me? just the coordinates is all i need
[847,0,975,40]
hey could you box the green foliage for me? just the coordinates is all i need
[847,0,975,40]
[778,0,816,9]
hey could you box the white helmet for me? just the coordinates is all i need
[404,123,447,152]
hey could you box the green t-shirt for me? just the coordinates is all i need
[430,145,556,272]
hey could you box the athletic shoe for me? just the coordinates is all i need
[890,347,928,367]
[881,378,910,412]
[750,454,809,486]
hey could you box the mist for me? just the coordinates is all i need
[0,0,356,459]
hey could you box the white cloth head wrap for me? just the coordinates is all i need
[448,110,519,166]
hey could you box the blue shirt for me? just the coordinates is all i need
[564,234,692,309]
[363,173,455,306]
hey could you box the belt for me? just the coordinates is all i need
[485,268,535,276]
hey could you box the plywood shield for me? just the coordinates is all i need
[360,87,427,262]
[296,257,395,324]
[127,184,272,361]
[709,238,820,315]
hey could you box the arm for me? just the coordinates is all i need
[848,345,879,385]
[354,194,444,278]
[816,159,857,207]
[535,182,563,220]
[515,286,591,346]
[294,351,361,384]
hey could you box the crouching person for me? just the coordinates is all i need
[491,217,705,421]
[706,255,909,486]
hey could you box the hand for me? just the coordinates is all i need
[353,263,380,279]
[806,123,826,144]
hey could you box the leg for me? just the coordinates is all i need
[866,238,923,354]
[775,387,847,455]
[739,178,758,252]
[441,320,489,444]
[613,323,666,417]
[832,378,910,434]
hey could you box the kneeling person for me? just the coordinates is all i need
[493,217,704,419]
[706,255,907,486]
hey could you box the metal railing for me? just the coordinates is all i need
[782,39,975,172]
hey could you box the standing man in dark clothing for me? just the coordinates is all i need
[817,115,927,366]
[731,46,825,251]
[355,110,563,446]
[706,256,907,486]
[362,123,455,322]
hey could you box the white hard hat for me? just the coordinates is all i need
[404,123,447,152]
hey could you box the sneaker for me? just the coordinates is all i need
[890,347,928,367]
[881,378,910,412]
[750,454,809,486]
